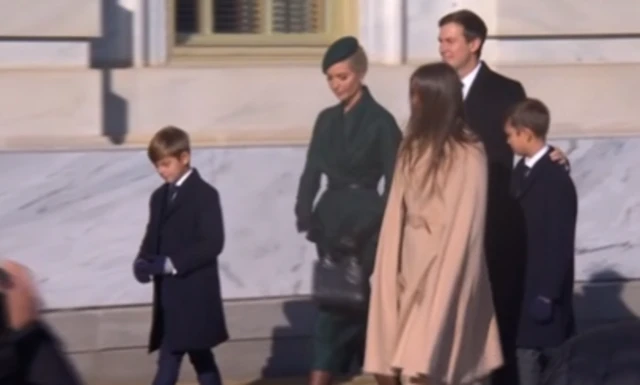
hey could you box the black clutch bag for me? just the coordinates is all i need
[311,254,368,313]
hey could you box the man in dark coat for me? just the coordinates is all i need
[133,126,228,385]
[437,9,569,385]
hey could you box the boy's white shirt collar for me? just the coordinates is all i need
[524,145,550,168]
[175,168,193,187]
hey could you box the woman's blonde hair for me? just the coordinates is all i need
[348,46,369,76]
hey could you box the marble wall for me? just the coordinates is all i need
[404,0,640,64]
[0,136,638,310]
[0,0,101,37]
[0,0,101,68]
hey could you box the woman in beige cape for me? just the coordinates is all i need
[364,62,503,385]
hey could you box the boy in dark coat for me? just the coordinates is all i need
[133,126,228,385]
[505,99,578,385]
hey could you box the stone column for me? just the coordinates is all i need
[359,0,406,65]
[380,0,405,64]
[143,0,168,66]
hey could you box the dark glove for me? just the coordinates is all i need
[529,296,553,323]
[145,255,168,276]
[296,215,311,233]
[133,259,151,284]
[326,236,360,260]
[0,268,12,290]
[336,236,358,253]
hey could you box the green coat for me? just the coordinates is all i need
[295,87,402,274]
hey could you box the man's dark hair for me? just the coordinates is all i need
[506,98,551,139]
[439,9,488,57]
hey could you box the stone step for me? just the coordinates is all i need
[89,375,374,385]
[0,63,638,152]
[46,280,640,384]
[184,376,372,385]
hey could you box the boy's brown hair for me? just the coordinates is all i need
[506,98,551,139]
[147,126,191,163]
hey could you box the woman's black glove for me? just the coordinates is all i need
[336,236,358,253]
[296,215,311,233]
[294,202,312,233]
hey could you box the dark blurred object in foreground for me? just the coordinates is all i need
[0,262,83,385]
[541,320,640,385]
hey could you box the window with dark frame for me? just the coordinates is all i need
[174,0,325,40]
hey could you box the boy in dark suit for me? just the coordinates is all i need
[133,126,228,385]
[504,99,578,385]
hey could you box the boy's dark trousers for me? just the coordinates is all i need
[152,344,222,385]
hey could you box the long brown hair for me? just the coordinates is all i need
[400,62,476,193]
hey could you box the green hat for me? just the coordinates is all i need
[322,36,360,73]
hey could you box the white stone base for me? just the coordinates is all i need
[0,63,639,150]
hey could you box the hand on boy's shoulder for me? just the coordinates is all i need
[548,146,571,172]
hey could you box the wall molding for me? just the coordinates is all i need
[2,126,640,152]
[1,63,639,151]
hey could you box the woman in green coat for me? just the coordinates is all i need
[295,36,403,385]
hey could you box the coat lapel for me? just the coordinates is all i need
[514,148,552,199]
[330,86,377,167]
[343,88,370,143]
[511,160,526,197]
[463,62,490,111]
[163,169,200,219]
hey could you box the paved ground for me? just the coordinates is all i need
[181,376,374,385]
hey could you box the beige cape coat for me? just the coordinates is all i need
[363,141,503,384]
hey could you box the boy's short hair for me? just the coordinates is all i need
[506,98,551,139]
[147,126,191,163]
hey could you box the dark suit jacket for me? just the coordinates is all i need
[465,61,527,260]
[464,62,527,385]
[464,61,527,344]
[465,63,526,174]
[511,149,577,348]
[138,168,229,352]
